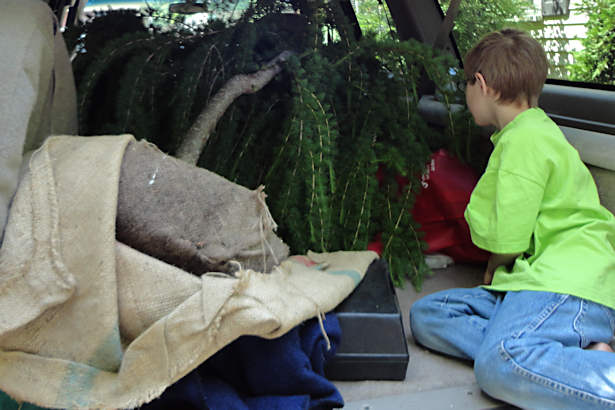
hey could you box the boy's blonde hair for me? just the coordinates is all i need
[464,28,549,107]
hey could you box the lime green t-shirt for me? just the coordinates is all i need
[464,108,615,310]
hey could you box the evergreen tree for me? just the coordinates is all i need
[65,0,479,290]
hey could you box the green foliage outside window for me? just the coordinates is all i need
[438,0,535,56]
[568,0,615,85]
[354,0,395,39]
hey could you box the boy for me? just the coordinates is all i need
[409,28,615,410]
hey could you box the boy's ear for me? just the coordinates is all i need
[475,72,498,99]
[475,73,489,96]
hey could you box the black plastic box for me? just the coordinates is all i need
[324,258,409,381]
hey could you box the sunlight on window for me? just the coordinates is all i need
[521,0,588,80]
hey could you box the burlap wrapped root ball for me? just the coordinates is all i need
[116,140,289,276]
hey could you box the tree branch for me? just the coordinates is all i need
[175,50,295,165]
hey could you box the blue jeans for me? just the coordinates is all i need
[409,288,615,410]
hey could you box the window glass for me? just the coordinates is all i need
[434,0,614,87]
[81,0,614,87]
[352,0,395,39]
[436,0,535,57]
[83,0,250,27]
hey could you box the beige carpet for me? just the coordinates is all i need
[333,263,486,403]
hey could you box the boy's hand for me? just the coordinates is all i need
[485,252,522,285]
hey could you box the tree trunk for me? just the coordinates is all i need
[175,50,295,165]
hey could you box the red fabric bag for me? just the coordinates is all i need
[410,149,489,263]
[368,149,489,263]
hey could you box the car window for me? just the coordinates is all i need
[83,0,250,26]
[434,0,534,57]
[428,0,614,87]
[352,0,395,39]
[79,0,614,89]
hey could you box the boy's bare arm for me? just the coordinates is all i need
[484,252,522,285]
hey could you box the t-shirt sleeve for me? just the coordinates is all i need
[464,137,547,254]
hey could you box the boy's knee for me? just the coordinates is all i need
[474,341,517,402]
[409,296,430,328]
[474,345,504,398]
[409,295,439,346]
[409,295,430,319]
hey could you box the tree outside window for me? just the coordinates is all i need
[568,0,615,85]
[353,0,396,39]
[437,0,534,57]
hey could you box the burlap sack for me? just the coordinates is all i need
[0,134,377,409]
[0,0,78,242]
[116,140,288,275]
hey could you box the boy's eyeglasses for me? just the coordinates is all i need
[457,76,477,92]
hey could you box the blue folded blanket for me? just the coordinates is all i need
[0,313,343,410]
[142,312,343,410]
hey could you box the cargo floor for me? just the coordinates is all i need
[332,263,517,409]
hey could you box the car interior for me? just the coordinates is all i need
[11,0,615,409]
